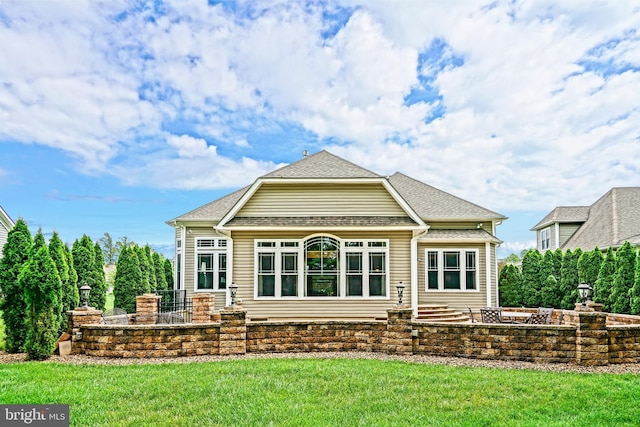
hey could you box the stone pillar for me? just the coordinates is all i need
[192,294,216,324]
[386,306,413,355]
[66,307,102,354]
[135,293,161,324]
[219,307,247,355]
[576,312,608,366]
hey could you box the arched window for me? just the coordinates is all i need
[305,236,339,296]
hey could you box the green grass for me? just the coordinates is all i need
[1,358,639,426]
[105,293,114,311]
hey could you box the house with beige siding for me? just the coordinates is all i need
[0,205,15,259]
[167,151,506,320]
[532,187,640,252]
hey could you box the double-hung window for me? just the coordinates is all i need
[196,238,228,291]
[425,248,478,291]
[541,228,551,251]
[257,241,300,297]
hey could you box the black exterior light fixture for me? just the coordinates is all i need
[79,283,91,308]
[229,282,238,306]
[577,283,592,308]
[396,281,405,305]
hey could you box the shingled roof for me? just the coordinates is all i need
[169,151,506,223]
[387,172,506,221]
[531,206,590,230]
[562,187,640,250]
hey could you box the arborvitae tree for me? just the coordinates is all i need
[48,232,70,335]
[72,235,96,302]
[611,242,636,314]
[578,248,604,287]
[629,249,640,315]
[540,275,563,308]
[134,245,151,294]
[538,251,555,305]
[552,248,563,279]
[20,233,62,360]
[521,249,543,308]
[498,264,521,307]
[92,242,107,310]
[65,243,79,308]
[113,247,143,314]
[152,252,168,291]
[593,247,616,312]
[560,249,582,310]
[144,245,158,290]
[0,219,33,352]
[163,258,174,290]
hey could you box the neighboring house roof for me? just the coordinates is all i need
[0,205,15,231]
[168,150,506,225]
[531,206,590,230]
[562,187,640,250]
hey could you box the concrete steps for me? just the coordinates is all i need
[416,304,470,323]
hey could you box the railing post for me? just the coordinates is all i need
[66,307,102,355]
[136,293,161,324]
[192,294,216,324]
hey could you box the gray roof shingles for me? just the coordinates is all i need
[170,150,506,224]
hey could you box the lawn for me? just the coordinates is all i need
[1,357,639,426]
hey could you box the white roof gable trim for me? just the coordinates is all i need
[215,177,427,231]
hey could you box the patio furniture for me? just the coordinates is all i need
[537,307,554,324]
[467,307,476,323]
[480,308,503,324]
[501,311,532,323]
[527,313,549,324]
[102,308,129,325]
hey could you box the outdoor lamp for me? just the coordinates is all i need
[396,281,405,305]
[79,283,91,308]
[577,283,592,307]
[229,282,238,306]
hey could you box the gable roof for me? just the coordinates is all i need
[531,206,591,230]
[562,187,640,250]
[0,205,15,231]
[387,172,506,221]
[169,151,506,224]
[261,150,380,179]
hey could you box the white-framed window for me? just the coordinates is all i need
[254,236,389,299]
[195,238,228,291]
[541,227,551,251]
[425,248,478,291]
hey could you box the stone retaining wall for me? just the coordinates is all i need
[413,323,577,363]
[68,305,640,365]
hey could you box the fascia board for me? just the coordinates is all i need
[380,179,426,227]
[217,180,264,229]
[222,225,423,232]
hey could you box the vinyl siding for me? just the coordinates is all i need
[417,242,495,310]
[0,224,7,258]
[237,183,406,217]
[230,230,412,320]
[559,223,581,248]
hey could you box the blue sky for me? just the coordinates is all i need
[1,0,639,259]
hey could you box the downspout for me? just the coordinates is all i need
[180,225,186,291]
[214,225,233,306]
[485,241,492,307]
[411,226,429,318]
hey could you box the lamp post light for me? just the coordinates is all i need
[396,281,405,305]
[79,283,91,308]
[577,283,592,308]
[229,282,238,306]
